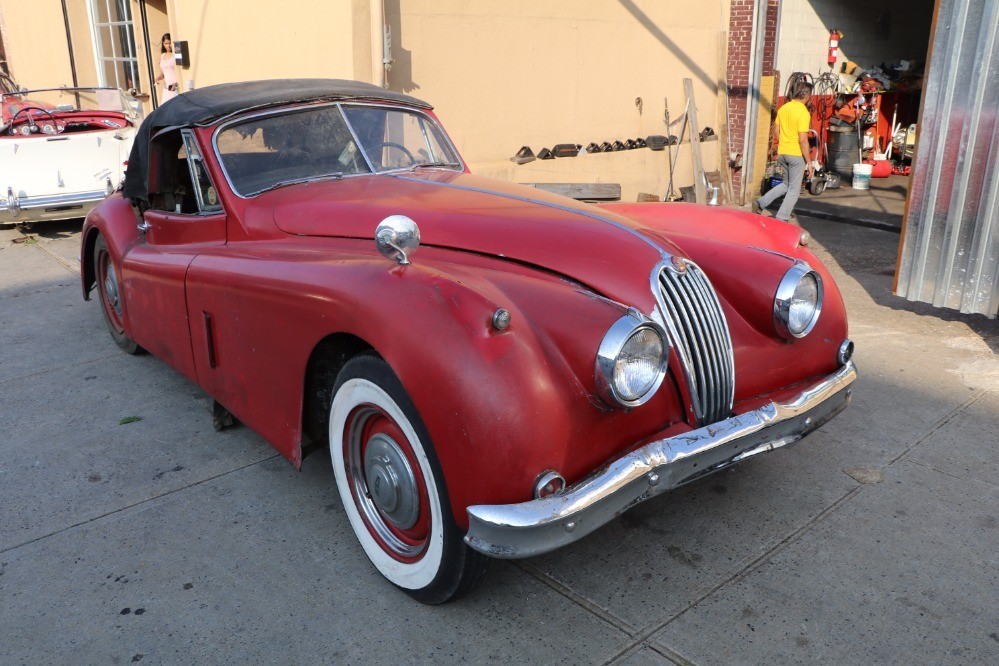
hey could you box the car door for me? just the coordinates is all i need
[122,129,226,382]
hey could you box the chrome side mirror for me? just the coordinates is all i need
[375,215,420,265]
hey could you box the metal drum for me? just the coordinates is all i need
[827,125,860,178]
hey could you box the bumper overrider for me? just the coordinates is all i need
[465,361,858,558]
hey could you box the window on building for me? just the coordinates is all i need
[88,0,140,91]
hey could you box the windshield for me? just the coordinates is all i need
[1,87,141,123]
[215,103,461,197]
[342,105,459,172]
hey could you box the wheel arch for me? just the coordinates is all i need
[300,332,377,458]
[81,225,100,300]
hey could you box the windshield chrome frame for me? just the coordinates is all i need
[338,101,464,174]
[0,87,139,120]
[211,101,465,200]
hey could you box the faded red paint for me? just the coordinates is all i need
[82,101,849,530]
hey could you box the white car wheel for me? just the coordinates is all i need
[329,355,488,603]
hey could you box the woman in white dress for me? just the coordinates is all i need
[155,33,178,104]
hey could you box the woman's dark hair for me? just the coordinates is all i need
[793,81,814,100]
[160,33,172,54]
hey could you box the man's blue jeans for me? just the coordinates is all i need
[758,154,805,221]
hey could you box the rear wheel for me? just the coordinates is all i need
[329,355,489,604]
[93,234,141,354]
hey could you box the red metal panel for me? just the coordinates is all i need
[120,210,227,383]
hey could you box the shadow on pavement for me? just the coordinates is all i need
[0,217,85,241]
[800,215,999,353]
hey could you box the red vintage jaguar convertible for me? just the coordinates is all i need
[81,79,856,603]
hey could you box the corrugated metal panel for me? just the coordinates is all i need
[896,0,999,319]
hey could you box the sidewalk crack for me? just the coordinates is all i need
[888,390,985,467]
[602,485,864,663]
[0,453,281,555]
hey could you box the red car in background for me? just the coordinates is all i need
[81,79,857,603]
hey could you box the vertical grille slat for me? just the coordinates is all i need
[656,262,735,425]
[688,270,732,408]
[663,272,709,418]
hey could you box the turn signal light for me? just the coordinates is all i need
[533,470,566,499]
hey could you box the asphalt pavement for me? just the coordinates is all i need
[1,216,996,664]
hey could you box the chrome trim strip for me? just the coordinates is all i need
[465,361,857,559]
[1,189,108,215]
[210,101,465,200]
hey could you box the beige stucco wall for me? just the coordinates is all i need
[0,0,73,89]
[0,0,161,114]
[164,0,363,87]
[162,0,727,200]
[386,0,728,200]
[1,0,729,200]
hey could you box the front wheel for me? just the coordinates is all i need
[329,355,489,604]
[93,234,142,355]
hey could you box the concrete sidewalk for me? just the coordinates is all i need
[792,174,909,232]
[1,218,996,664]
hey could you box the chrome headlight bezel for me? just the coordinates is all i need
[774,263,824,339]
[595,311,669,408]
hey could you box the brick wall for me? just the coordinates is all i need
[727,0,778,200]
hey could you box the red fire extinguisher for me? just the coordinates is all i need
[828,30,841,66]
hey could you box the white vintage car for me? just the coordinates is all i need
[1,75,141,224]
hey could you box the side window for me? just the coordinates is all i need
[182,131,223,214]
[147,129,221,215]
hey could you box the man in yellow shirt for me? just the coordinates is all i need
[755,81,814,221]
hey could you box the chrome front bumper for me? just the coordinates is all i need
[465,361,858,559]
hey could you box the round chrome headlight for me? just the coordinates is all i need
[774,263,823,339]
[596,312,668,408]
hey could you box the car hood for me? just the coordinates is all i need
[266,170,678,312]
[263,170,846,405]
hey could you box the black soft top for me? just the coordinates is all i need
[123,78,431,203]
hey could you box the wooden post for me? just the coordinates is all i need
[749,75,777,202]
[683,78,706,203]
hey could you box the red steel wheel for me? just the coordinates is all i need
[92,234,141,354]
[329,355,488,603]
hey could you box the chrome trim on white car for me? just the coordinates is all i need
[1,187,111,217]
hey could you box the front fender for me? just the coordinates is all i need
[184,241,685,527]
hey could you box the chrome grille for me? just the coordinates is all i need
[656,261,735,425]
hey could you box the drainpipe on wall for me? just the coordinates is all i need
[370,0,388,88]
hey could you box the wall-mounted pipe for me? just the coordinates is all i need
[370,0,387,88]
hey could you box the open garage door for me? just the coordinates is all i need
[895,0,999,318]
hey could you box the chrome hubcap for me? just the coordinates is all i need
[104,263,121,315]
[363,434,419,529]
[347,406,424,558]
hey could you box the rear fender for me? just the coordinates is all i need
[81,194,140,300]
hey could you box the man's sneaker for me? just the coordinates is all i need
[751,199,763,215]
